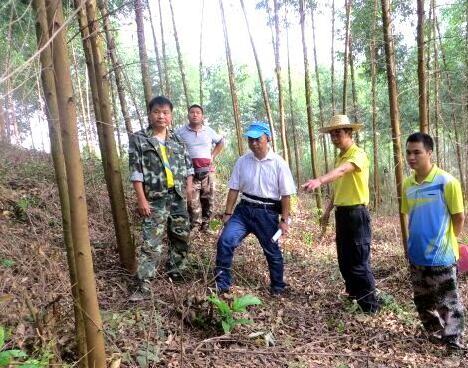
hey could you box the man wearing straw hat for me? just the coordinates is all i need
[302,115,380,313]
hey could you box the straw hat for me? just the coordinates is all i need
[319,114,363,133]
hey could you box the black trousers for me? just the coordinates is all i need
[335,205,379,313]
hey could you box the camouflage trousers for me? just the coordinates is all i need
[137,191,190,283]
[410,264,465,339]
[188,172,215,228]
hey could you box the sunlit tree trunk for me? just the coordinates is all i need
[85,0,136,272]
[168,0,190,107]
[199,0,204,105]
[98,0,133,139]
[286,18,300,185]
[146,0,164,94]
[158,0,170,97]
[272,0,288,163]
[342,0,351,115]
[311,5,330,183]
[110,74,123,157]
[240,0,276,151]
[370,0,380,210]
[431,0,440,166]
[219,0,243,155]
[134,0,152,106]
[349,35,358,123]
[32,1,88,364]
[0,98,5,142]
[417,0,429,133]
[299,0,321,209]
[380,0,408,251]
[45,0,106,366]
[331,0,336,114]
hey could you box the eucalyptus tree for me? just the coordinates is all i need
[134,0,152,106]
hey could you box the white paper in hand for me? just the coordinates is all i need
[271,218,291,242]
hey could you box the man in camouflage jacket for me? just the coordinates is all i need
[128,96,194,301]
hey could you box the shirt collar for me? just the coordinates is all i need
[409,164,438,185]
[186,124,205,132]
[340,143,357,159]
[249,148,274,161]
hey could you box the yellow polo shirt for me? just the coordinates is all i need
[333,143,369,206]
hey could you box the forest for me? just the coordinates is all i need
[0,0,467,367]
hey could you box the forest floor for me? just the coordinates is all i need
[0,142,467,368]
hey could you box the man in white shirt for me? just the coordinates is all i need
[176,105,224,232]
[215,122,296,295]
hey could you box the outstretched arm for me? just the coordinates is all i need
[302,162,355,192]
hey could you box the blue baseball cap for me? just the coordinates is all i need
[244,121,271,138]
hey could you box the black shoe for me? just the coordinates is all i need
[270,285,290,297]
[443,336,466,351]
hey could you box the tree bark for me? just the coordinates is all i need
[85,0,136,272]
[370,0,380,210]
[0,97,6,142]
[342,0,352,115]
[431,0,440,166]
[134,0,152,106]
[199,0,204,106]
[380,0,408,250]
[32,1,88,365]
[168,0,190,107]
[417,0,429,133]
[158,0,171,97]
[98,0,133,139]
[240,0,276,151]
[219,0,243,155]
[331,0,336,114]
[272,0,288,163]
[146,0,164,95]
[45,0,106,366]
[299,0,321,209]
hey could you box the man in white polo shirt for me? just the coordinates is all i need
[176,104,224,232]
[215,121,296,295]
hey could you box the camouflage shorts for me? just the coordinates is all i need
[410,264,465,338]
[137,191,190,282]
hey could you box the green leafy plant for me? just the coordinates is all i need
[0,326,50,367]
[207,294,262,334]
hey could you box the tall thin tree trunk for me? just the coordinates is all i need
[219,0,243,155]
[272,0,288,163]
[0,97,5,142]
[435,16,466,193]
[370,0,380,210]
[240,0,276,151]
[85,0,136,272]
[417,0,429,133]
[431,0,440,166]
[168,0,190,107]
[331,0,336,114]
[342,0,352,115]
[45,0,106,366]
[380,0,408,250]
[32,1,88,365]
[158,0,170,97]
[349,35,358,123]
[98,0,133,139]
[146,0,164,94]
[134,0,152,106]
[299,0,321,209]
[199,0,204,105]
[286,17,300,185]
[311,6,330,182]
[110,74,123,157]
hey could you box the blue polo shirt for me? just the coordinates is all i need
[401,165,464,266]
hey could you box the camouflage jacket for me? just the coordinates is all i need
[129,127,194,200]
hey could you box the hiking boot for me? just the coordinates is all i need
[443,336,466,352]
[270,284,290,297]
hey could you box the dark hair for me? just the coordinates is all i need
[188,104,204,114]
[148,96,173,112]
[406,132,434,151]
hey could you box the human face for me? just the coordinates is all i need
[329,128,352,151]
[248,134,269,158]
[188,107,203,125]
[406,141,432,172]
[149,104,172,129]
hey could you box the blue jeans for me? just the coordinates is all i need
[215,202,285,291]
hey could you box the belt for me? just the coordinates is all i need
[240,199,276,209]
[336,204,365,210]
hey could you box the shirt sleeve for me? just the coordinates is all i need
[444,178,464,215]
[228,158,241,190]
[128,134,144,182]
[347,148,368,172]
[277,160,297,196]
[400,179,409,214]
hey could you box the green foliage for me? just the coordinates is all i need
[209,218,223,231]
[0,259,15,268]
[207,294,262,334]
[0,326,50,367]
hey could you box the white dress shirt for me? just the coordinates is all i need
[228,149,296,200]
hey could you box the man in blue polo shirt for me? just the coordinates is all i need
[401,132,465,351]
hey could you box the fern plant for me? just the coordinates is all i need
[207,294,262,334]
